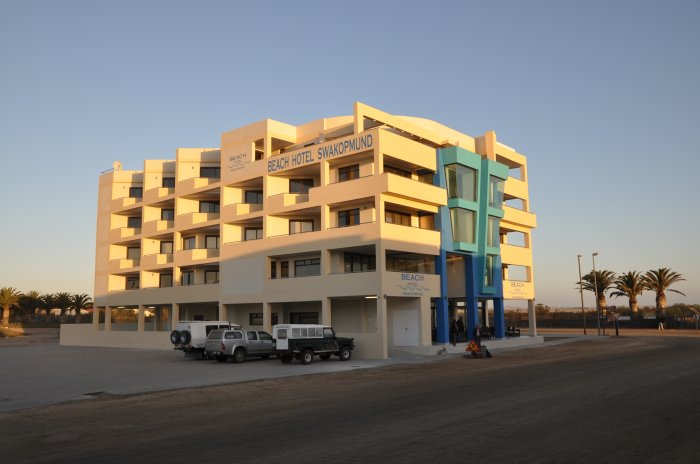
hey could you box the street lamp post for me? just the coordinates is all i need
[592,252,600,336]
[577,254,587,335]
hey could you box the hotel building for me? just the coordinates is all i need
[65,103,537,359]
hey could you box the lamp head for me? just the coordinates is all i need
[592,252,599,257]
[577,254,582,258]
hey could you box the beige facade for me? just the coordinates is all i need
[72,103,536,359]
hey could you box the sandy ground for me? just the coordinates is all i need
[1,331,698,463]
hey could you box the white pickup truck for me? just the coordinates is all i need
[170,321,238,358]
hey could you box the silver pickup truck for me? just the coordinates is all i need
[204,329,275,363]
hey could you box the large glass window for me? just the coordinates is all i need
[445,164,477,202]
[162,177,175,188]
[245,228,263,241]
[489,175,505,207]
[338,164,360,182]
[183,236,196,250]
[249,313,279,326]
[245,190,263,204]
[129,187,143,199]
[386,252,436,274]
[385,165,411,178]
[289,220,314,234]
[126,277,139,290]
[205,270,219,284]
[385,210,411,226]
[485,255,496,287]
[159,274,173,288]
[289,179,314,194]
[280,261,289,278]
[294,258,320,277]
[205,235,219,249]
[161,209,174,221]
[487,216,500,247]
[160,241,173,254]
[181,270,194,286]
[127,216,141,228]
[338,209,360,227]
[200,166,220,178]
[344,253,376,273]
[450,208,475,244]
[199,201,220,214]
[126,247,140,260]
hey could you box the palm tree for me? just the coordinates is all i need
[71,293,93,323]
[643,268,686,317]
[53,292,73,319]
[610,271,645,315]
[39,293,56,317]
[1,287,23,326]
[19,290,43,318]
[577,270,616,309]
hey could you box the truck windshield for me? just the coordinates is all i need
[323,328,334,337]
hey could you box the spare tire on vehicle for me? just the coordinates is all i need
[169,330,181,345]
[180,330,192,345]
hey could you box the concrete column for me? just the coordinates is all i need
[171,303,180,330]
[263,302,273,333]
[137,305,145,332]
[528,299,537,336]
[321,297,331,326]
[493,298,505,339]
[218,303,226,321]
[377,296,388,359]
[105,306,112,332]
[93,307,100,331]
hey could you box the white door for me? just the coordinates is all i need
[392,308,419,346]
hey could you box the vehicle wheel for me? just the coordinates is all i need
[169,330,180,345]
[300,349,314,365]
[280,354,293,364]
[233,348,246,363]
[319,353,331,360]
[261,354,270,360]
[338,346,352,361]
[216,355,226,363]
[179,330,192,345]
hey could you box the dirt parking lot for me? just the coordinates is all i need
[1,331,699,463]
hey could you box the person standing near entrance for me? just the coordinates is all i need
[449,319,457,346]
[456,317,465,343]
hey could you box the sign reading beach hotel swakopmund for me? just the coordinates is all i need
[223,141,253,175]
[266,132,374,174]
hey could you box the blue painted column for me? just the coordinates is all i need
[435,251,449,343]
[493,297,505,338]
[464,254,478,341]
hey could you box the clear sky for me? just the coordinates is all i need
[1,0,698,308]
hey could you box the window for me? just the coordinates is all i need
[386,252,436,273]
[323,327,334,338]
[247,331,258,340]
[245,190,263,204]
[270,261,277,279]
[338,164,360,182]
[290,312,319,324]
[385,210,411,226]
[418,212,435,230]
[260,331,273,340]
[489,175,505,208]
[338,208,360,227]
[126,247,140,260]
[289,219,314,234]
[294,258,320,277]
[385,165,411,178]
[160,241,173,254]
[249,313,278,325]
[487,217,499,247]
[281,261,289,278]
[344,253,376,273]
[199,201,219,214]
[277,328,288,339]
[161,209,174,221]
[200,166,220,178]
[183,236,196,250]
[205,270,219,284]
[129,187,143,199]
[181,270,194,286]
[159,274,173,288]
[445,164,477,202]
[245,228,263,241]
[417,169,434,184]
[225,331,243,339]
[450,208,475,244]
[485,255,496,287]
[254,149,264,161]
[162,177,175,188]
[126,277,139,290]
[205,235,219,249]
[289,179,314,194]
[127,216,141,228]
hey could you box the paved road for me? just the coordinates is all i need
[2,335,699,463]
